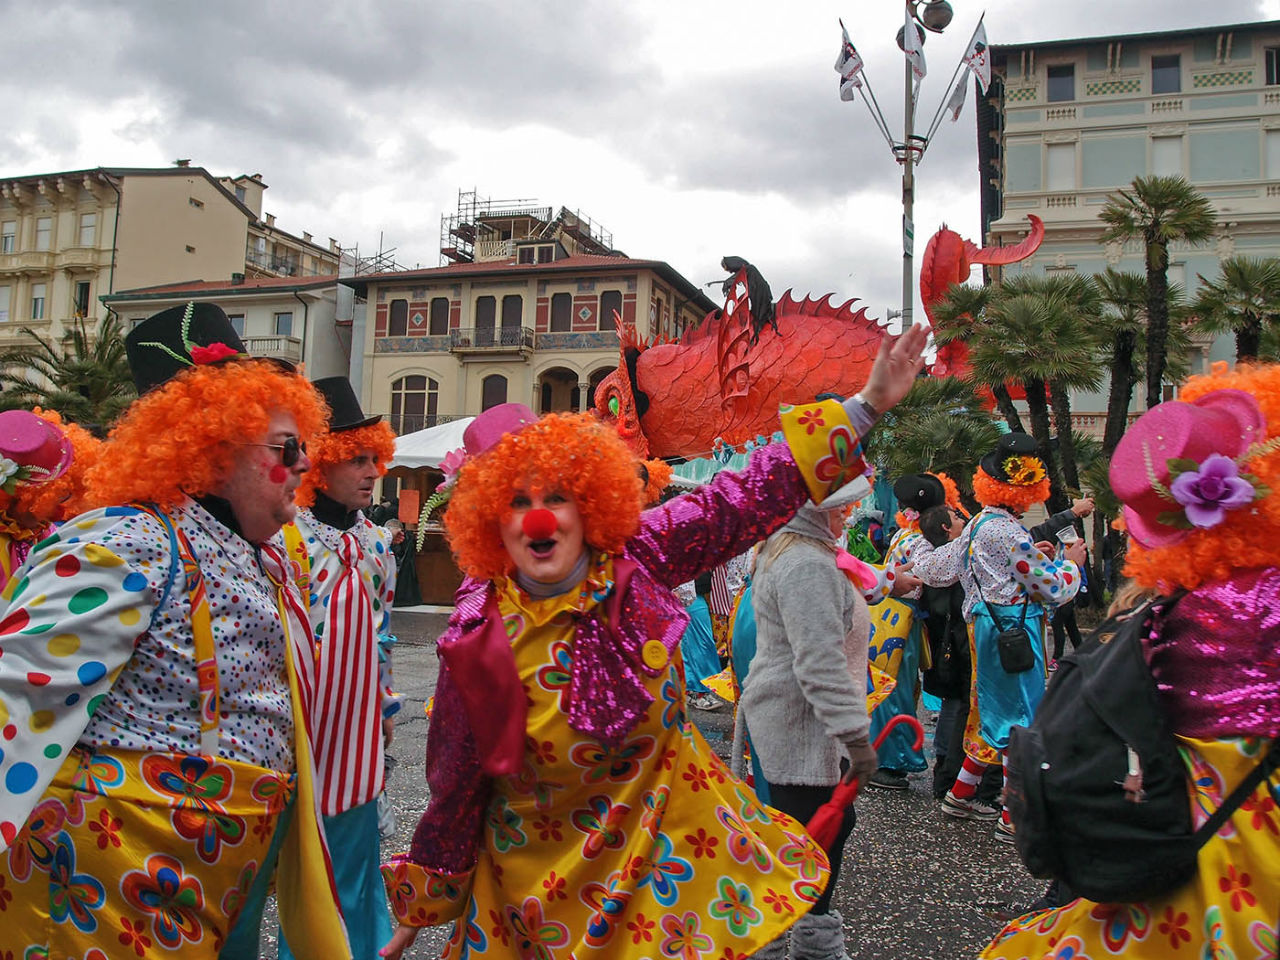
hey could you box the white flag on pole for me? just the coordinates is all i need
[963,15,992,94]
[835,19,865,101]
[903,7,926,83]
[946,68,971,121]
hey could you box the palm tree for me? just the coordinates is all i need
[864,375,1002,508]
[928,283,1025,434]
[1191,255,1280,362]
[1099,175,1216,409]
[0,315,136,427]
[934,275,1106,514]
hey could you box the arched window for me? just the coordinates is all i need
[390,374,438,433]
[482,374,508,411]
[599,290,622,332]
[550,292,572,332]
[388,298,409,337]
[429,297,449,335]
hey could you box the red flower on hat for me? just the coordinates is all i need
[189,342,240,365]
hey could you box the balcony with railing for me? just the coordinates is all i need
[385,412,471,435]
[243,334,303,362]
[451,326,534,354]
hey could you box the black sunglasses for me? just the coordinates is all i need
[244,437,307,467]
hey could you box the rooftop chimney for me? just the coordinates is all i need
[174,159,191,168]
[265,213,276,228]
[303,231,312,243]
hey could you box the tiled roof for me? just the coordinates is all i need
[104,274,338,301]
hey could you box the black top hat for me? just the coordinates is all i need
[125,301,290,394]
[892,473,945,513]
[313,376,381,432]
[979,432,1042,483]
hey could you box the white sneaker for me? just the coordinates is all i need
[941,791,1001,821]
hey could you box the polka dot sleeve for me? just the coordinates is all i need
[0,507,157,849]
[1008,537,1081,607]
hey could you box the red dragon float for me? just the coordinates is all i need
[593,216,1045,460]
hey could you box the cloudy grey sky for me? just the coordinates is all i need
[3,0,1275,321]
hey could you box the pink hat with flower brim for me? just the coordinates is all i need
[0,410,73,486]
[1110,389,1268,548]
[461,403,540,460]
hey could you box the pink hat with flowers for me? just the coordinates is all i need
[1110,389,1270,548]
[0,410,72,492]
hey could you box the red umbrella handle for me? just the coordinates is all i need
[839,714,927,791]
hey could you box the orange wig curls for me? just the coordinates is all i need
[972,467,1051,515]
[445,412,644,580]
[294,420,397,508]
[86,360,329,510]
[1124,363,1280,594]
[641,458,673,506]
[14,409,103,522]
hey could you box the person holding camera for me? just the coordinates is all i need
[911,434,1083,843]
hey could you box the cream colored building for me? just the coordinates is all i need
[346,255,714,432]
[978,19,1280,429]
[0,162,342,348]
[102,275,350,380]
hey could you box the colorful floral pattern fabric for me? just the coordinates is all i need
[1,745,294,957]
[0,501,297,851]
[982,737,1280,959]
[387,579,831,958]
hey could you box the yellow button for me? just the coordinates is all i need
[642,640,668,670]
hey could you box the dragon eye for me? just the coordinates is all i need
[608,396,620,417]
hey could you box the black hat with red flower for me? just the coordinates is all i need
[125,301,291,394]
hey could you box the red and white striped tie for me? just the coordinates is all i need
[313,532,383,816]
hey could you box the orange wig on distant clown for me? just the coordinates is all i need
[294,420,397,508]
[14,408,103,522]
[972,467,1051,516]
[86,360,329,510]
[446,412,645,580]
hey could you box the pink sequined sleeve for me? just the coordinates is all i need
[381,662,489,924]
[630,442,812,590]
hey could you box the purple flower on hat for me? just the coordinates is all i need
[1169,454,1257,528]
[440,447,466,483]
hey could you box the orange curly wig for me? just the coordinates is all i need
[641,459,673,506]
[445,412,644,579]
[14,409,103,523]
[1124,363,1280,594]
[895,471,968,529]
[294,420,397,508]
[972,466,1051,515]
[86,360,329,510]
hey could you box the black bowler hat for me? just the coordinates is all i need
[125,301,291,394]
[980,432,1043,484]
[313,376,381,432]
[893,473,945,513]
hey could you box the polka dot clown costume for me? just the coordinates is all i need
[277,374,399,960]
[909,433,1081,838]
[0,303,349,959]
[379,329,930,960]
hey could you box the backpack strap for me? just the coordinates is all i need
[965,512,1026,628]
[1193,738,1280,847]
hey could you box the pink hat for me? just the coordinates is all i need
[1110,389,1267,548]
[462,403,540,460]
[0,410,72,485]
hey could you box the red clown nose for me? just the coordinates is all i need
[522,508,558,540]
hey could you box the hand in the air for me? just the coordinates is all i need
[861,323,931,414]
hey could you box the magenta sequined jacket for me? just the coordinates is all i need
[407,441,815,874]
[1146,566,1280,741]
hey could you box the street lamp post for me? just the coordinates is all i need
[895,0,953,328]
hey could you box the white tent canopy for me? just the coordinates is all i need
[389,417,475,470]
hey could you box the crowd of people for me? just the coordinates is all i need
[0,299,1274,960]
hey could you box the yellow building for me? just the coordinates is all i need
[342,195,715,432]
[0,162,342,347]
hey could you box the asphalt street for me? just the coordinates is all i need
[260,610,1046,959]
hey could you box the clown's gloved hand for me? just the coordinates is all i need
[840,733,879,788]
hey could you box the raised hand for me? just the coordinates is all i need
[861,323,930,415]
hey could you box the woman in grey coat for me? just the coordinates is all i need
[739,481,881,960]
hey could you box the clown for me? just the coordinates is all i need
[0,303,347,958]
[379,325,929,960]
[981,363,1280,958]
[911,433,1084,843]
[280,375,399,960]
[0,409,76,591]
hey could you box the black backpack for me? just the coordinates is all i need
[921,583,969,700]
[1006,594,1280,903]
